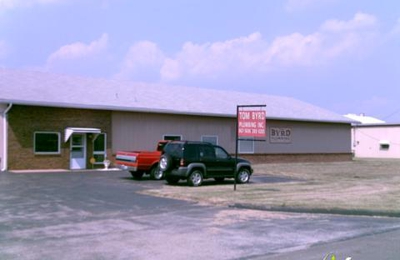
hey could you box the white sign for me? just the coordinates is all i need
[270,127,292,143]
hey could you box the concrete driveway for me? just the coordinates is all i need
[1,170,399,260]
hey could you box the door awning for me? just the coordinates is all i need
[65,127,101,142]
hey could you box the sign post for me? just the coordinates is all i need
[235,105,266,191]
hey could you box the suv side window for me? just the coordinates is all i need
[199,145,215,160]
[184,144,198,161]
[215,146,230,159]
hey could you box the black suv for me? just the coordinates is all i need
[159,141,253,186]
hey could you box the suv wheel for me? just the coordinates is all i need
[236,168,250,184]
[188,169,203,187]
[159,154,171,171]
[150,165,163,180]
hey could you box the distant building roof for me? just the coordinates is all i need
[0,68,353,124]
[344,113,385,125]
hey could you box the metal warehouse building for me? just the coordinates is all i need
[1,69,354,171]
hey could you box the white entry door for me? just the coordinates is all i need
[70,134,86,169]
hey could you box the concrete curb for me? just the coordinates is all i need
[230,203,400,218]
[8,168,122,173]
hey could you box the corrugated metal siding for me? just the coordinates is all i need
[259,121,351,153]
[112,111,352,154]
[112,112,236,152]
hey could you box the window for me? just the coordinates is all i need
[163,135,182,141]
[164,142,183,158]
[199,145,215,159]
[201,135,218,145]
[93,133,107,164]
[379,140,390,150]
[215,146,229,159]
[239,137,254,154]
[34,132,61,154]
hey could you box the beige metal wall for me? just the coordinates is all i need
[260,120,351,154]
[112,112,236,152]
[112,111,352,155]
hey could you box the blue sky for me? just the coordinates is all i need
[1,0,400,121]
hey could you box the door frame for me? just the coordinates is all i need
[70,133,87,170]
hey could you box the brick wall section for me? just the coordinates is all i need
[8,105,112,170]
[240,153,353,164]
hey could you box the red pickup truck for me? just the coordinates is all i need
[115,141,169,180]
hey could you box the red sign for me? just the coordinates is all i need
[238,110,266,137]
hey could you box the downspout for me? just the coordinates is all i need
[1,103,13,172]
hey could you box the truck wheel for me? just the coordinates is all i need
[187,169,203,187]
[131,171,144,180]
[150,165,164,180]
[165,176,179,185]
[159,155,172,171]
[236,168,250,184]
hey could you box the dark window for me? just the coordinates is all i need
[94,134,105,152]
[215,146,229,159]
[93,133,107,164]
[380,144,390,150]
[163,135,182,141]
[199,145,215,159]
[34,132,60,154]
[184,145,198,160]
[164,143,183,158]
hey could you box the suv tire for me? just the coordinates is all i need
[236,168,251,184]
[187,169,203,187]
[159,154,172,172]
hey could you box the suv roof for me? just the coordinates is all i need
[163,141,213,156]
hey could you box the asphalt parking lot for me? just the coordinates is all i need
[1,169,400,260]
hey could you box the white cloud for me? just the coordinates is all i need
[113,12,379,83]
[46,33,108,67]
[157,12,378,82]
[266,12,378,65]
[319,12,379,58]
[0,0,64,9]
[265,32,323,66]
[160,32,264,81]
[320,12,378,32]
[114,41,165,81]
